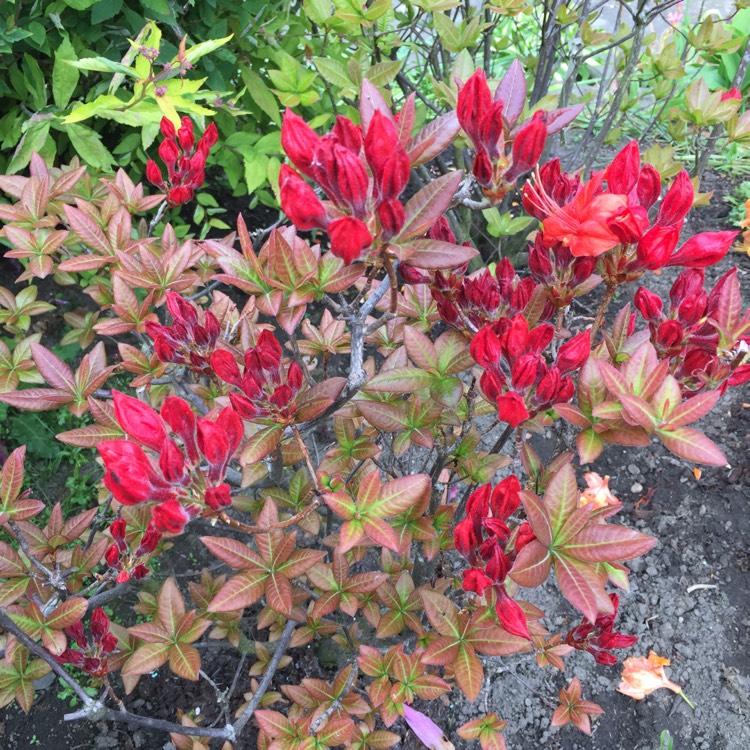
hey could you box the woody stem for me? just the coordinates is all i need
[218,500,321,535]
[590,282,618,341]
[291,423,320,492]
[382,254,399,314]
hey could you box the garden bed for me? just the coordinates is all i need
[0,170,748,750]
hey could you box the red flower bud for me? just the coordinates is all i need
[657,169,693,227]
[151,498,190,535]
[470,326,503,369]
[664,230,737,268]
[279,165,328,231]
[205,483,232,511]
[721,87,741,101]
[511,354,538,389]
[427,216,457,243]
[480,369,504,403]
[328,216,373,264]
[495,588,530,639]
[177,116,195,151]
[256,330,283,371]
[196,418,230,481]
[454,517,480,557]
[635,224,680,270]
[656,319,684,349]
[485,546,511,583]
[104,544,120,568]
[158,138,180,168]
[670,268,704,308]
[536,366,562,403]
[198,122,219,151]
[515,522,535,553]
[377,198,405,239]
[166,290,199,327]
[270,383,294,409]
[329,144,369,213]
[159,116,176,139]
[376,150,410,201]
[210,350,242,387]
[479,100,505,159]
[506,111,547,183]
[556,330,591,375]
[167,186,193,206]
[496,392,529,427]
[159,438,186,484]
[400,264,430,284]
[677,291,706,327]
[110,518,127,547]
[472,147,493,187]
[98,440,166,506]
[606,140,640,194]
[217,407,243,460]
[490,475,521,520]
[281,109,320,177]
[333,116,362,152]
[146,159,164,188]
[528,239,553,281]
[287,360,303,393]
[113,390,167,452]
[634,287,663,321]
[132,564,149,580]
[457,70,492,146]
[136,524,161,555]
[161,397,199,463]
[91,607,110,644]
[636,164,661,209]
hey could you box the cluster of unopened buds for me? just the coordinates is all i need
[524,140,737,276]
[210,330,303,422]
[57,609,117,678]
[401,217,553,330]
[97,391,242,534]
[146,290,221,373]
[470,318,590,427]
[454,476,535,638]
[457,69,548,202]
[564,594,638,665]
[635,268,750,394]
[146,116,219,207]
[104,518,161,583]
[279,107,410,264]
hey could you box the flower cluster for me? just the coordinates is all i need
[210,330,303,421]
[470,319,590,427]
[523,141,737,278]
[57,608,117,678]
[98,391,242,534]
[146,116,219,207]
[104,518,162,584]
[564,594,637,665]
[457,69,548,202]
[145,290,221,373]
[453,476,535,638]
[280,106,411,264]
[635,267,750,394]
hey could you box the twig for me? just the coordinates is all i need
[148,201,168,236]
[233,618,296,736]
[0,611,94,707]
[309,663,359,735]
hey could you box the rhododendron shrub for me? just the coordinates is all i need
[0,66,746,749]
